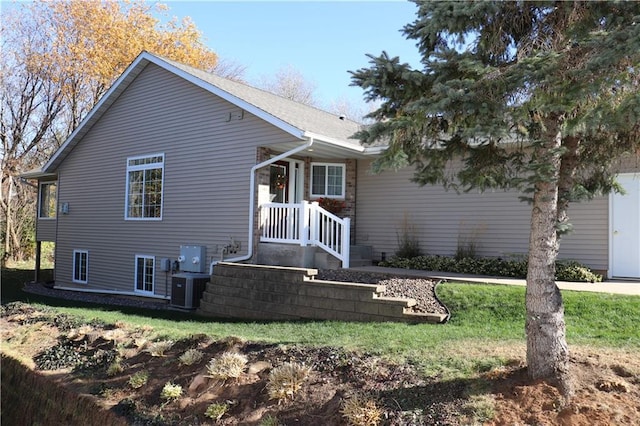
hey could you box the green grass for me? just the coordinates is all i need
[2,268,639,378]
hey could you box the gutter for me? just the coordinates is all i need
[209,138,315,274]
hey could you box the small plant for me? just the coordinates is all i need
[455,222,486,260]
[103,328,127,342]
[145,340,174,357]
[341,393,382,426]
[395,212,422,259]
[179,348,204,366]
[267,362,311,401]
[128,370,149,389]
[133,337,148,349]
[259,415,282,426]
[160,382,183,400]
[204,402,228,421]
[206,352,248,380]
[106,358,124,376]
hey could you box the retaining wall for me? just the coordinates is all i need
[197,262,444,323]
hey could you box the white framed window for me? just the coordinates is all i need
[310,163,345,198]
[72,250,88,284]
[135,255,155,294]
[39,181,57,219]
[125,153,164,220]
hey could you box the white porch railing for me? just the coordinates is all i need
[260,201,350,268]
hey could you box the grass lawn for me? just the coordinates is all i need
[2,267,639,378]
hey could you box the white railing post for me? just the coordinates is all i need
[300,201,309,246]
[309,201,319,243]
[342,218,350,268]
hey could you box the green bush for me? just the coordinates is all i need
[379,255,602,283]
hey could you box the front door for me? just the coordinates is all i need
[269,161,289,203]
[611,173,640,278]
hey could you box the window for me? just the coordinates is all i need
[125,154,164,219]
[73,250,88,283]
[39,182,57,218]
[135,255,155,294]
[311,163,345,198]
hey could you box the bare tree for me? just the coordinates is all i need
[257,65,318,106]
[326,96,379,124]
[213,58,247,82]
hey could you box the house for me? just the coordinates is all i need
[23,52,639,302]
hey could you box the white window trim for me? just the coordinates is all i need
[72,249,88,284]
[310,162,346,199]
[125,153,165,221]
[134,254,155,295]
[38,181,57,219]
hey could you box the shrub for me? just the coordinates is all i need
[128,371,149,389]
[259,415,282,426]
[102,329,127,342]
[160,382,183,400]
[206,352,248,380]
[556,260,602,283]
[204,402,228,421]
[395,213,422,259]
[145,340,174,357]
[380,255,602,282]
[179,348,204,366]
[267,362,311,401]
[341,393,382,426]
[106,358,124,376]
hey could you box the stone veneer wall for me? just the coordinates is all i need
[197,262,446,323]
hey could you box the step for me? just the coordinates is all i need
[314,251,342,269]
[350,245,373,260]
[349,259,372,267]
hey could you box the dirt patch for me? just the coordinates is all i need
[2,302,639,425]
[486,349,640,426]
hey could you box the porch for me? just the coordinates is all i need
[258,201,372,269]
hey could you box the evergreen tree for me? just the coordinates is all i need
[351,1,640,398]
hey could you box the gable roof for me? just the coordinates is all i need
[42,51,372,173]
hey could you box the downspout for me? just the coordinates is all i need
[210,138,315,274]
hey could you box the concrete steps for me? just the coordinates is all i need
[314,245,373,269]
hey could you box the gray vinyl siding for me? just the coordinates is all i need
[36,219,57,242]
[355,159,610,271]
[53,63,301,295]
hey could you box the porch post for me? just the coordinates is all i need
[309,201,319,243]
[300,201,309,246]
[34,240,42,282]
[342,218,351,269]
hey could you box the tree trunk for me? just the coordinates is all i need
[525,130,574,399]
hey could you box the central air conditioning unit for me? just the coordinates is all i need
[170,272,209,309]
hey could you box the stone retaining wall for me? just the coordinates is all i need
[197,262,441,322]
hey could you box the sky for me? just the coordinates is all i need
[161,1,424,108]
[1,0,424,110]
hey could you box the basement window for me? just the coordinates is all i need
[73,250,88,284]
[135,255,155,294]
